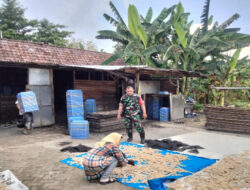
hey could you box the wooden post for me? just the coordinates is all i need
[136,72,140,95]
[122,80,125,95]
[176,78,179,95]
[143,93,146,106]
[223,90,226,106]
[73,70,75,89]
[220,89,226,107]
[50,69,55,124]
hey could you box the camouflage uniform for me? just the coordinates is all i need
[119,94,144,134]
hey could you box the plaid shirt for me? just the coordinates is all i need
[83,142,128,180]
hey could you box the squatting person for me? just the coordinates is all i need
[82,133,128,184]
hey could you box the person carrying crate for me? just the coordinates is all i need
[15,85,35,135]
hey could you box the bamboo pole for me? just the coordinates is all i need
[136,72,141,95]
[176,78,179,95]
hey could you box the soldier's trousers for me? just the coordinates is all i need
[124,114,144,133]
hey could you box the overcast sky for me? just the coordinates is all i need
[1,0,249,53]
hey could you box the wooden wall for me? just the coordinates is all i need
[205,106,250,133]
[0,95,19,122]
[160,79,178,94]
[74,80,118,111]
[0,67,27,123]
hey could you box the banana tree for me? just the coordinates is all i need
[200,49,243,106]
[100,4,150,66]
[99,3,176,67]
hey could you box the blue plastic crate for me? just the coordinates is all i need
[66,90,83,97]
[66,90,83,105]
[70,120,89,139]
[68,116,84,131]
[67,106,84,117]
[66,89,84,117]
[152,98,160,120]
[17,91,39,112]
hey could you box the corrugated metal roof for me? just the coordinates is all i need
[64,64,147,70]
[68,65,203,78]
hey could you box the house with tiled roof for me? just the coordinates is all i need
[0,38,201,127]
[0,38,124,68]
[0,38,125,126]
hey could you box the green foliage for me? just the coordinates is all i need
[173,3,188,48]
[67,38,97,51]
[200,0,210,32]
[128,5,147,48]
[108,1,127,29]
[199,49,250,106]
[98,1,250,106]
[96,30,128,44]
[32,19,72,46]
[151,6,175,24]
[0,0,36,40]
[201,49,243,87]
[219,14,240,29]
[145,7,153,23]
[193,102,204,111]
[173,22,187,48]
[101,52,123,65]
[188,78,211,105]
[228,49,241,74]
[0,0,72,46]
[233,101,250,108]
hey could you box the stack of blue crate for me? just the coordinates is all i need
[17,91,39,112]
[66,90,84,118]
[146,98,153,119]
[152,97,160,120]
[66,90,89,139]
[69,120,89,139]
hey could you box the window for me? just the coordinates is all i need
[75,71,89,80]
[103,72,113,81]
[90,71,102,80]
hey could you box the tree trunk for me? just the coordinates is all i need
[185,77,191,96]
[181,55,188,95]
[181,76,186,95]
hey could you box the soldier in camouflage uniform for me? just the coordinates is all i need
[117,86,147,144]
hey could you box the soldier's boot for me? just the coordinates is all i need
[140,131,145,144]
[126,128,133,142]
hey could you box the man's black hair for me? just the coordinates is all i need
[126,85,134,90]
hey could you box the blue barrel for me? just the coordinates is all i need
[158,91,169,95]
[66,90,84,117]
[85,99,97,116]
[160,107,170,121]
[152,97,160,120]
[70,120,89,139]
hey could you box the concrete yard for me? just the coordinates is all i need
[0,115,249,190]
[170,131,250,159]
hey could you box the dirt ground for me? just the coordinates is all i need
[0,114,249,190]
[169,150,250,190]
